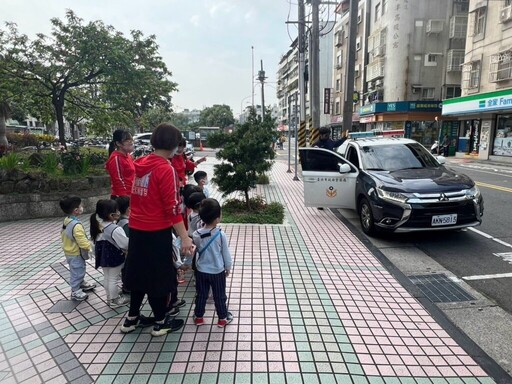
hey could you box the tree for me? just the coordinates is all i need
[208,107,276,209]
[0,10,177,146]
[199,104,234,128]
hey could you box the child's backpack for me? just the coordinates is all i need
[94,223,125,269]
[62,219,89,260]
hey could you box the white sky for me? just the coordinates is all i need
[2,0,299,115]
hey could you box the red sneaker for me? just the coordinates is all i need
[217,312,233,328]
[194,316,204,326]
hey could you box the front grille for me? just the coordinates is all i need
[406,200,477,227]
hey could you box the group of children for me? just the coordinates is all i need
[59,169,234,329]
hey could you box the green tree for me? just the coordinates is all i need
[0,10,177,146]
[208,107,276,209]
[199,104,234,128]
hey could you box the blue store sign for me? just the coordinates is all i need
[360,101,442,116]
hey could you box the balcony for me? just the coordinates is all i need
[449,16,467,39]
[489,51,512,82]
[367,58,385,81]
[447,49,465,71]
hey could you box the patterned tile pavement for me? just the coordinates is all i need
[0,156,501,383]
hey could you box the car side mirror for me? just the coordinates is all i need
[338,163,351,173]
[436,155,447,165]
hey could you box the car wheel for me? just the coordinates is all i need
[359,198,377,236]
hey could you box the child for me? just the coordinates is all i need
[115,196,130,236]
[186,191,206,237]
[90,199,130,309]
[193,171,210,198]
[59,195,96,301]
[166,232,188,315]
[192,198,233,327]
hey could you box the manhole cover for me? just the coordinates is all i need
[409,273,475,303]
[47,300,81,313]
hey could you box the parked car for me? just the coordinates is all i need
[133,132,152,145]
[299,137,484,236]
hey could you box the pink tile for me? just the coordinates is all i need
[169,362,187,373]
[186,362,203,373]
[236,361,251,372]
[362,364,380,376]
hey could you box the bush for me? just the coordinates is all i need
[222,196,284,224]
[6,132,39,148]
[256,173,269,185]
[0,153,21,170]
[41,152,60,174]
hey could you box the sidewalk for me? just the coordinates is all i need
[0,158,501,384]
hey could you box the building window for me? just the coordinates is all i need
[507,0,512,7]
[445,86,461,99]
[463,61,481,90]
[490,51,512,82]
[428,54,437,63]
[356,37,361,51]
[454,2,469,14]
[335,101,341,115]
[421,88,435,99]
[336,53,343,69]
[375,3,381,21]
[474,7,486,36]
[383,0,388,14]
[335,78,341,91]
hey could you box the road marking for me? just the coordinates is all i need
[475,181,512,193]
[468,227,512,249]
[462,272,512,281]
[493,252,512,265]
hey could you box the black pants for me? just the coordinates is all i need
[194,270,228,319]
[128,291,168,322]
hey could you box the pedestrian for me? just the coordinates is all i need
[120,123,196,337]
[59,195,96,301]
[441,134,450,157]
[170,138,206,189]
[186,191,206,237]
[106,129,135,199]
[115,196,130,236]
[193,170,210,198]
[192,198,233,327]
[90,199,130,309]
[313,127,349,151]
[166,232,188,312]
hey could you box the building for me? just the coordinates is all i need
[276,21,334,132]
[354,0,468,148]
[442,0,512,161]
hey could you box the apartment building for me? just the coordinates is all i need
[442,0,512,161]
[352,0,468,148]
[276,22,334,132]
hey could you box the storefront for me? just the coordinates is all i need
[359,101,456,150]
[442,88,512,160]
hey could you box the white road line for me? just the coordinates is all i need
[468,227,512,248]
[462,272,512,281]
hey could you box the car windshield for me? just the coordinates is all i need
[361,143,440,171]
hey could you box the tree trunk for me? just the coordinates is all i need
[0,113,8,147]
[244,189,251,210]
[54,99,66,148]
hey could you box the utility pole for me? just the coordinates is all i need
[251,46,255,108]
[310,0,321,133]
[297,0,307,149]
[342,0,358,133]
[258,60,267,119]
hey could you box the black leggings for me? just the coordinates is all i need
[128,291,168,322]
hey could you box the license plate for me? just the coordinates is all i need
[431,214,457,226]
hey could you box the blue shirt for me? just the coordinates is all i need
[192,227,232,274]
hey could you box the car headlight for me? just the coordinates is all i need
[466,185,481,199]
[377,188,410,204]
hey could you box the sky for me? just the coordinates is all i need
[2,0,298,116]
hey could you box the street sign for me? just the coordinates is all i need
[324,88,331,114]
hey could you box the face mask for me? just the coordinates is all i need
[170,147,178,157]
[122,142,135,153]
[78,206,84,215]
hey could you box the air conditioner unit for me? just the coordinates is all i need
[500,6,512,23]
[426,19,444,34]
[411,86,421,94]
[375,79,383,86]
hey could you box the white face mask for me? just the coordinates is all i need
[78,206,84,215]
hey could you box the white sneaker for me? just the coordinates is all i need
[109,294,130,309]
[71,289,88,301]
[80,281,96,292]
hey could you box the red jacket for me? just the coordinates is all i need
[105,151,135,197]
[170,154,196,187]
[129,153,183,231]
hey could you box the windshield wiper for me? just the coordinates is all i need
[398,167,424,170]
[365,167,386,171]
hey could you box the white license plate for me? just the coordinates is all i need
[431,214,457,226]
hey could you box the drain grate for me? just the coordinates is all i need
[409,273,475,303]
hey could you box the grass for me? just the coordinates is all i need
[222,196,284,224]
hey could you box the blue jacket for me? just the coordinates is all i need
[192,227,232,274]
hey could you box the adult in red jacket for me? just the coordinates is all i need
[105,129,135,198]
[120,124,195,337]
[170,138,206,188]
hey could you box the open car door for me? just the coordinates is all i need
[299,148,358,209]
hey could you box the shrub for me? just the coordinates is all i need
[41,152,60,174]
[222,196,284,224]
[256,173,269,185]
[6,132,39,148]
[0,153,21,170]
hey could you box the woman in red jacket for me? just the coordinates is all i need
[170,138,206,188]
[121,123,195,337]
[105,129,135,198]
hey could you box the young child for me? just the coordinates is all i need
[166,232,188,315]
[90,199,130,309]
[115,196,130,236]
[59,195,96,301]
[186,191,206,237]
[192,198,233,327]
[193,171,210,198]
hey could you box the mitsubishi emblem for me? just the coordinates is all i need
[439,193,449,201]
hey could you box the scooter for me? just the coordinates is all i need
[430,141,439,154]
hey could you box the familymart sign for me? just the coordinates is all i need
[443,89,512,116]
